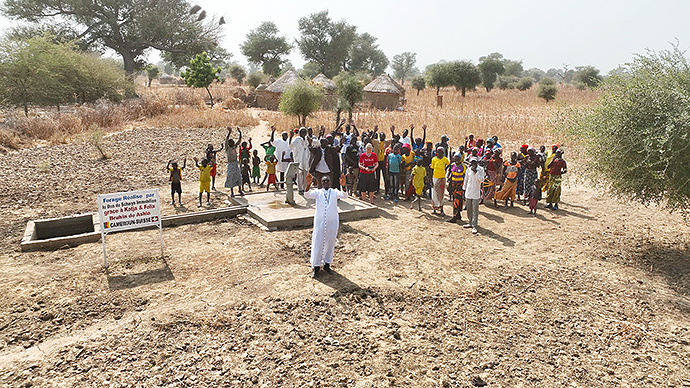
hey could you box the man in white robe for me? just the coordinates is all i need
[304,173,347,278]
[273,131,291,188]
[289,127,310,194]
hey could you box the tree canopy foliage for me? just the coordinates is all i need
[573,65,602,89]
[558,46,690,211]
[2,0,224,73]
[333,72,364,121]
[448,60,481,97]
[228,64,247,85]
[478,57,504,92]
[0,36,127,114]
[537,77,557,102]
[425,62,453,95]
[297,11,356,78]
[279,81,323,127]
[240,21,292,77]
[391,52,417,84]
[181,52,222,107]
[411,76,426,95]
[344,33,388,76]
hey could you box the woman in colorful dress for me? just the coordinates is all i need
[494,151,520,207]
[224,127,244,197]
[545,149,567,210]
[522,147,541,205]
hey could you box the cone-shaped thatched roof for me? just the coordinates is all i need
[364,74,405,95]
[312,73,336,90]
[266,70,303,93]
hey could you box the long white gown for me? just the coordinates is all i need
[289,136,310,191]
[273,138,291,173]
[304,187,347,267]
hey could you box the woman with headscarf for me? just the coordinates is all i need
[482,148,502,202]
[515,144,529,200]
[494,151,521,207]
[545,149,567,210]
[522,147,541,205]
[430,147,450,215]
[224,127,244,197]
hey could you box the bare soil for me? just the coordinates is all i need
[0,120,689,387]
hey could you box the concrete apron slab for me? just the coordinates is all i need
[20,205,248,252]
[229,190,379,230]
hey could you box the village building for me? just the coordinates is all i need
[255,70,303,110]
[311,73,336,109]
[363,74,406,111]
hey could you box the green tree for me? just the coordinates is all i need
[145,65,160,87]
[525,67,545,82]
[573,65,602,88]
[2,0,224,74]
[333,72,364,121]
[503,59,524,77]
[516,77,534,91]
[0,36,126,114]
[240,21,292,77]
[411,76,426,95]
[345,33,388,76]
[558,46,690,211]
[279,82,323,127]
[296,10,357,78]
[247,71,266,88]
[425,62,454,95]
[299,62,322,79]
[391,52,416,84]
[477,57,504,92]
[181,52,222,107]
[228,64,247,85]
[537,77,557,102]
[448,60,481,97]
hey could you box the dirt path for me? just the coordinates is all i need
[0,123,689,387]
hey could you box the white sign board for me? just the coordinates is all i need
[97,189,161,233]
[97,189,163,268]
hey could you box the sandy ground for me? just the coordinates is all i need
[0,117,689,387]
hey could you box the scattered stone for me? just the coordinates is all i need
[472,376,487,387]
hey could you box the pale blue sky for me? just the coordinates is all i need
[2,0,689,73]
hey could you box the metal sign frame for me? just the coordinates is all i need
[97,189,164,268]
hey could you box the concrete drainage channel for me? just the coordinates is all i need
[21,205,248,252]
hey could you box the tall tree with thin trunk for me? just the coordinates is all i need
[391,52,416,84]
[181,52,222,107]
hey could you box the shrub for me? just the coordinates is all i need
[537,78,557,102]
[516,77,534,91]
[279,82,322,127]
[557,46,690,211]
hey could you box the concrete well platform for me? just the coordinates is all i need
[230,190,379,230]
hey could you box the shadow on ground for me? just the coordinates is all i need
[107,261,175,290]
[631,241,690,298]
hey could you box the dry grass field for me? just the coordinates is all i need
[260,83,598,151]
[1,82,689,387]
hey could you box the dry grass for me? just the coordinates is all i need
[260,84,599,150]
[139,106,259,129]
[0,128,21,151]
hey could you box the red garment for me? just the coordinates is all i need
[359,152,378,174]
[549,159,567,175]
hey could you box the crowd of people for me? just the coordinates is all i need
[167,122,568,230]
[166,122,568,277]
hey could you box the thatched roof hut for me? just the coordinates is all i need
[312,73,336,92]
[363,74,406,110]
[256,70,303,110]
[312,73,336,109]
